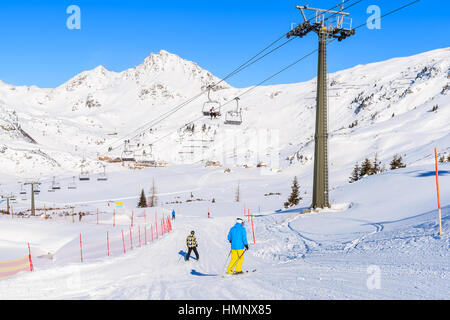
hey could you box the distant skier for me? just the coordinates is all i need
[185,230,199,261]
[171,209,176,220]
[226,217,249,274]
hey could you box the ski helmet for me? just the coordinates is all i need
[190,230,195,235]
[236,217,244,224]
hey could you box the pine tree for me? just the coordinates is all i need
[235,182,241,202]
[149,178,158,207]
[439,155,445,163]
[370,153,381,175]
[447,154,450,162]
[138,189,147,208]
[284,176,301,208]
[360,158,373,177]
[349,162,361,183]
[390,154,406,170]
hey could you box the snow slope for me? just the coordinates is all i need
[0,47,448,300]
[0,162,448,299]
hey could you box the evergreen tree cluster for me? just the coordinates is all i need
[438,153,450,163]
[137,178,159,208]
[284,176,302,209]
[389,154,407,170]
[349,153,388,183]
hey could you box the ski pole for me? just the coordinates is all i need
[222,249,232,273]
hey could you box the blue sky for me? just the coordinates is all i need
[0,0,448,88]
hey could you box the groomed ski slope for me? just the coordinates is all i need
[0,162,448,299]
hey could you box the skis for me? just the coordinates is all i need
[221,269,256,278]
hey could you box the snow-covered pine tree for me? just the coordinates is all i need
[284,176,301,208]
[138,188,147,208]
[371,153,381,175]
[390,154,406,170]
[349,162,361,183]
[360,158,373,177]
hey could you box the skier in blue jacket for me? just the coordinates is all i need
[227,217,249,274]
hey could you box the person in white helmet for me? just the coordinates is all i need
[226,217,249,274]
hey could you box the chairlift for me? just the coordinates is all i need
[79,165,90,181]
[224,97,243,125]
[33,185,40,194]
[51,176,61,190]
[97,165,108,181]
[19,184,27,195]
[136,145,156,166]
[121,140,136,162]
[202,85,222,119]
[68,176,77,189]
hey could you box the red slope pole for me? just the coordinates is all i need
[151,224,154,242]
[122,230,126,254]
[139,226,141,248]
[434,148,443,235]
[79,233,83,263]
[27,243,34,272]
[250,210,255,245]
[107,231,110,257]
[155,213,158,239]
[145,224,147,245]
[130,227,133,250]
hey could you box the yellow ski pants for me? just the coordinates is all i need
[227,249,245,274]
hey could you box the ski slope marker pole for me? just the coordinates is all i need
[28,242,34,272]
[113,209,116,227]
[130,227,133,250]
[79,233,83,263]
[145,224,147,245]
[250,210,255,245]
[97,208,99,225]
[155,213,158,239]
[151,224,154,242]
[107,231,110,256]
[434,148,443,235]
[139,226,141,247]
[122,230,126,254]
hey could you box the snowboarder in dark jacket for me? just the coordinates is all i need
[185,230,199,261]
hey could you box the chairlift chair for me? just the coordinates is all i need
[97,165,108,181]
[19,184,27,195]
[33,185,40,194]
[202,85,222,118]
[136,145,156,166]
[224,97,243,125]
[68,176,77,189]
[79,165,90,181]
[51,176,61,190]
[121,140,136,162]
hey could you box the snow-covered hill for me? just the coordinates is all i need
[0,47,449,186]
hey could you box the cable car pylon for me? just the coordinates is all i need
[287,2,355,209]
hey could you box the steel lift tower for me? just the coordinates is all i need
[287,2,355,209]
